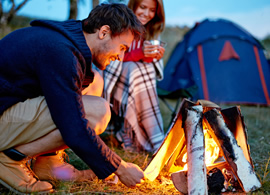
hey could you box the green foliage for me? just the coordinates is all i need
[0,15,34,38]
[261,35,270,59]
[160,25,190,65]
[262,35,270,47]
[8,15,34,29]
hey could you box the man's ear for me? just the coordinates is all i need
[98,25,111,40]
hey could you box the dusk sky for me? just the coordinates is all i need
[4,0,270,39]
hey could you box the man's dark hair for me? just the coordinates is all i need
[82,3,144,40]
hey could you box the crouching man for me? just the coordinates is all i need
[0,3,145,194]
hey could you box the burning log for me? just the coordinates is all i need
[184,105,208,195]
[144,99,195,181]
[204,108,261,193]
[221,106,253,165]
[145,99,261,193]
[171,168,226,195]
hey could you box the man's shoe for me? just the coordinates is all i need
[33,150,96,182]
[0,152,53,194]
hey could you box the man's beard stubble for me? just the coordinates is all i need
[92,58,106,70]
[92,44,109,70]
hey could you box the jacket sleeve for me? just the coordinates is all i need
[35,44,121,179]
[123,47,153,63]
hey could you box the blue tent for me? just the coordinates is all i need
[158,18,270,106]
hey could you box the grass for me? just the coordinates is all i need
[239,105,270,193]
[1,101,269,194]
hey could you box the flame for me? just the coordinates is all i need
[182,153,188,171]
[204,128,220,165]
[179,128,220,169]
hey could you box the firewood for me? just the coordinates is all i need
[144,98,195,181]
[171,170,188,195]
[143,115,185,181]
[204,108,261,193]
[185,105,208,195]
[221,106,253,166]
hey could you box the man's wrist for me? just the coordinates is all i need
[115,160,124,176]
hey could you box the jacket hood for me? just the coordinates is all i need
[30,19,93,78]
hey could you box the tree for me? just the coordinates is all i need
[92,0,99,9]
[69,0,128,20]
[68,0,78,19]
[0,0,29,33]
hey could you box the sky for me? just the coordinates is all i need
[4,0,270,39]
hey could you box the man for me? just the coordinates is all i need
[0,3,145,194]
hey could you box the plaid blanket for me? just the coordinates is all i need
[98,57,164,152]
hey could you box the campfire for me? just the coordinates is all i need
[144,98,261,194]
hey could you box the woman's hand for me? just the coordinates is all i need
[155,46,165,60]
[142,40,165,60]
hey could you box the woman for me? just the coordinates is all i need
[102,0,166,152]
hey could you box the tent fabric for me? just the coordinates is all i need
[218,41,240,61]
[158,18,270,106]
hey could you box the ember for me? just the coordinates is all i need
[144,98,261,194]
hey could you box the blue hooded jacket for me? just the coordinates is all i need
[0,19,121,179]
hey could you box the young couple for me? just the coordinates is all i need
[0,0,165,194]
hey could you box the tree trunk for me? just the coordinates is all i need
[68,0,78,19]
[0,0,29,36]
[92,0,99,9]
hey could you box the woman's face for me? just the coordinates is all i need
[134,0,157,25]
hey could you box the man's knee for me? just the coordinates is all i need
[82,96,111,135]
[92,97,111,125]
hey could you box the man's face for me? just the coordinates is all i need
[93,30,134,70]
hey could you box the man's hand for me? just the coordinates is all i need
[115,160,145,187]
